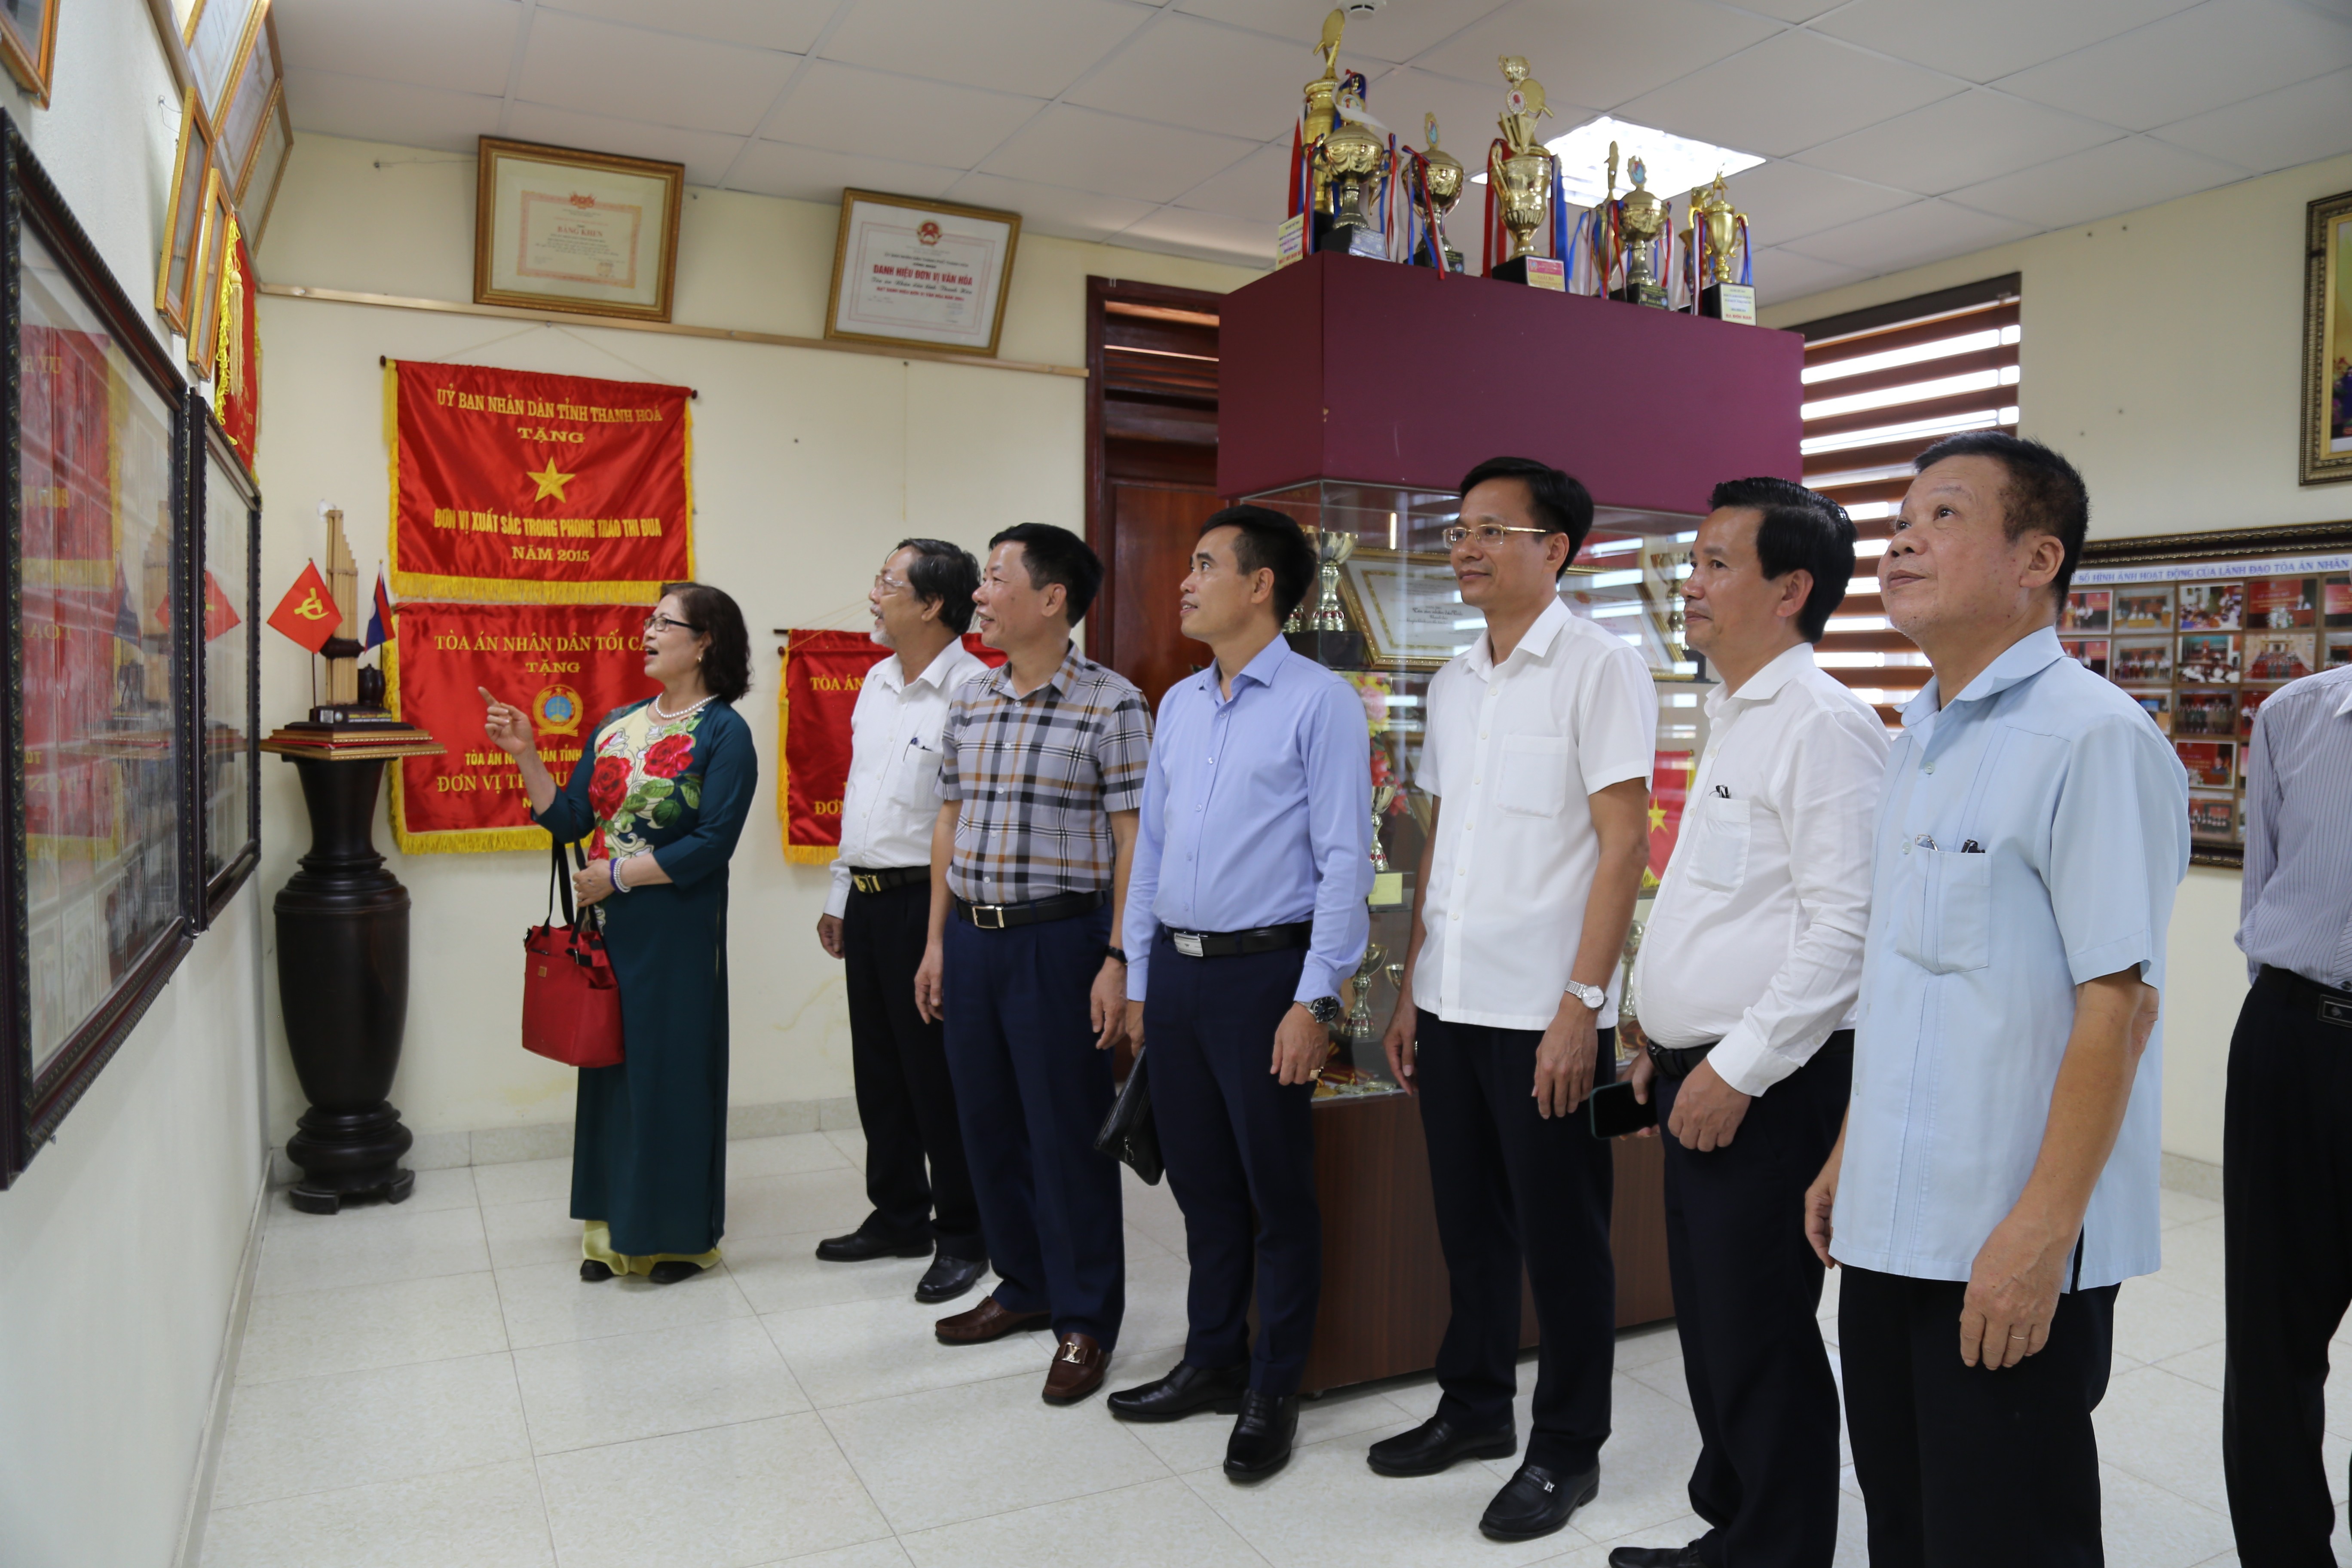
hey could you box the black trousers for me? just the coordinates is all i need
[1840,1264,2116,1568]
[840,879,983,1260]
[1142,932,1320,1394]
[1414,1009,1616,1472]
[1656,1035,1850,1568]
[2223,964,2352,1566]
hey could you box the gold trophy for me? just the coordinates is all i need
[1681,173,1754,322]
[1307,529,1355,632]
[1317,82,1391,258]
[1606,145,1670,308]
[1489,56,1556,283]
[1369,783,1398,873]
[1420,113,1466,273]
[1346,943,1388,1040]
[1302,9,1345,220]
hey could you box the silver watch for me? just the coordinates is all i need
[1563,978,1605,1012]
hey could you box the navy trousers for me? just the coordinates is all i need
[1142,931,1321,1394]
[1413,1009,1617,1473]
[941,906,1124,1347]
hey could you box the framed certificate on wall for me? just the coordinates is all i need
[0,0,59,107]
[826,189,1020,357]
[474,137,684,323]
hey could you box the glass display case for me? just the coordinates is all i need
[1243,479,1719,1100]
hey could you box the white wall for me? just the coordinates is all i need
[1761,151,2352,1167]
[252,133,1260,1142]
[0,8,273,1565]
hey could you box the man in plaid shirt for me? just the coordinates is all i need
[915,523,1151,1405]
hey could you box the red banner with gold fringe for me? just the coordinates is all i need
[386,359,693,605]
[386,601,658,853]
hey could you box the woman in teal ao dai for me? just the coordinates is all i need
[483,582,758,1283]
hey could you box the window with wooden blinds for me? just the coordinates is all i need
[1795,274,2021,725]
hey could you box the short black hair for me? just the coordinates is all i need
[894,537,979,634]
[1709,477,1857,643]
[1198,505,1317,621]
[1458,456,1595,574]
[988,522,1105,626]
[660,581,751,704]
[1914,431,2091,599]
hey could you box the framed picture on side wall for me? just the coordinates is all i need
[190,398,259,924]
[0,0,60,106]
[185,166,232,374]
[474,137,683,322]
[2304,187,2352,486]
[235,82,290,242]
[826,188,1021,358]
[154,88,215,337]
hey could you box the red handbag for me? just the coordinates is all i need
[522,838,625,1069]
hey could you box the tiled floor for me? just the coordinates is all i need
[202,1131,2338,1567]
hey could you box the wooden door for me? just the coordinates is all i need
[1108,484,1220,710]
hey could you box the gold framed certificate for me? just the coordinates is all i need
[155,87,216,335]
[0,0,59,106]
[1336,548,1479,671]
[235,83,291,243]
[826,189,1020,358]
[473,137,684,323]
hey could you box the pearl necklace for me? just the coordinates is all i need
[650,692,714,722]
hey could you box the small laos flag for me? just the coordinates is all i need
[365,570,394,651]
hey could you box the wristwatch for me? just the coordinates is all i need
[1304,996,1344,1028]
[1563,978,1606,1012]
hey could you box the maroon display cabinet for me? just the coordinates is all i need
[1214,252,1803,1394]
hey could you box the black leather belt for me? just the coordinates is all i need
[1650,1028,1854,1079]
[2263,965,2352,1028]
[1164,921,1312,959]
[954,889,1106,930]
[847,865,927,895]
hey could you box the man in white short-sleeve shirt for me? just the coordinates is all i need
[1373,457,1655,1546]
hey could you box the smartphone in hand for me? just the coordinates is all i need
[1588,1079,1659,1139]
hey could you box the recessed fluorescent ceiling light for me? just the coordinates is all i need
[1470,115,1764,208]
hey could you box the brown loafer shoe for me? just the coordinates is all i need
[934,1294,1050,1345]
[1043,1332,1108,1404]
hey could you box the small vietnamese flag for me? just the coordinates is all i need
[267,560,340,653]
[203,570,242,642]
[364,570,393,651]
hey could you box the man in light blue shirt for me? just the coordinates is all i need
[1108,506,1369,1482]
[1803,432,2187,1568]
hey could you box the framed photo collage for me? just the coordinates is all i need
[2071,522,2352,866]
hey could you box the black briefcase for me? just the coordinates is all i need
[1093,1050,1164,1185]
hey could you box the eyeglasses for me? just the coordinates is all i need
[643,613,701,636]
[1442,523,1558,549]
[872,571,910,596]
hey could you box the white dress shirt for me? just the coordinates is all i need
[1831,628,2188,1290]
[1631,643,1891,1096]
[1414,597,1657,1030]
[2237,665,2352,988]
[825,638,989,917]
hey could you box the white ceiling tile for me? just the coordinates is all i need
[941,172,1159,243]
[282,68,505,153]
[1793,87,2124,195]
[1616,31,1966,159]
[1166,138,1292,221]
[1808,0,2205,83]
[1778,196,2037,273]
[978,102,1259,202]
[820,0,1155,99]
[1067,13,1325,141]
[1995,0,2352,131]
[273,0,522,97]
[1109,205,1278,267]
[763,61,1043,168]
[724,141,963,204]
[1362,65,1602,166]
[1750,245,1871,306]
[1942,134,2251,227]
[1721,158,1920,243]
[1415,0,1783,115]
[537,0,835,54]
[515,10,800,137]
[1732,0,1848,19]
[499,103,747,186]
[1174,0,1513,61]
[2148,67,2352,172]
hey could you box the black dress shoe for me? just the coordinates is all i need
[1479,1462,1599,1542]
[1607,1544,1706,1568]
[1365,1415,1517,1477]
[814,1227,931,1262]
[579,1260,614,1282]
[1107,1361,1248,1423]
[646,1259,704,1284]
[1222,1390,1298,1481]
[914,1253,986,1304]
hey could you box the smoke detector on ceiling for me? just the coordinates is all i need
[1343,0,1384,13]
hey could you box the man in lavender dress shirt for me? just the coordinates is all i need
[1107,506,1370,1482]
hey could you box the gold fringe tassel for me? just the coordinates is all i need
[384,360,401,584]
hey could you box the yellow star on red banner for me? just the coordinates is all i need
[525,459,576,502]
[1648,801,1667,833]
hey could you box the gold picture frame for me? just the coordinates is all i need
[2302,187,2352,486]
[0,0,60,106]
[1334,548,1474,671]
[186,166,232,374]
[182,0,262,117]
[474,137,683,323]
[235,82,291,244]
[825,188,1020,358]
[214,5,280,194]
[155,87,216,334]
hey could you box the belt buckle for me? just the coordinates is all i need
[1173,931,1204,958]
[2321,996,2352,1029]
[852,873,880,894]
[973,903,1007,930]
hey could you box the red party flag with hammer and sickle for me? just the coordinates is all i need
[267,560,340,653]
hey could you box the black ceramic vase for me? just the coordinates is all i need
[275,754,416,1213]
